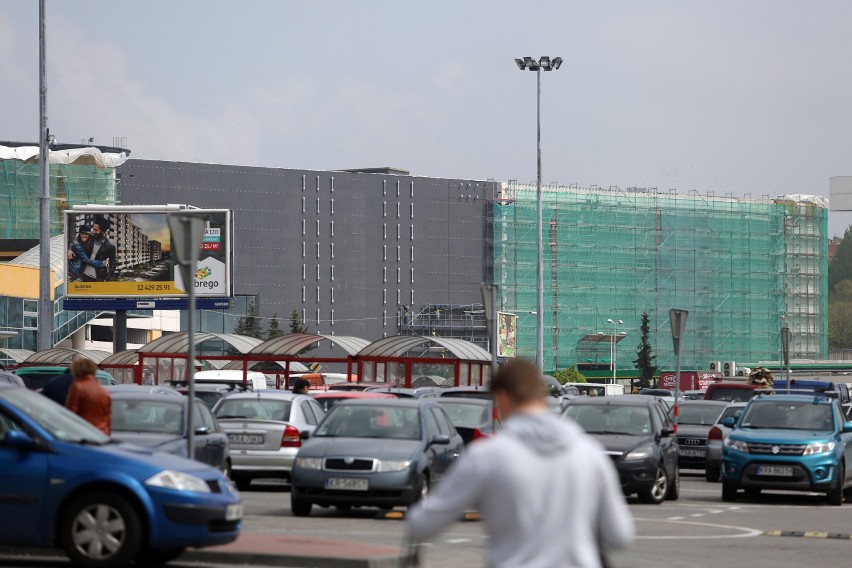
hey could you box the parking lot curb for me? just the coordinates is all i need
[763,530,852,540]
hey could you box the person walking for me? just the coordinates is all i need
[66,356,112,436]
[406,359,634,568]
[42,368,74,406]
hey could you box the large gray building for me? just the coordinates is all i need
[119,160,494,343]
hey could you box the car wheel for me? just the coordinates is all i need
[135,547,185,566]
[705,466,720,483]
[291,495,312,517]
[666,468,680,501]
[721,480,738,502]
[233,475,252,491]
[827,467,844,506]
[408,473,430,507]
[336,504,351,511]
[60,492,143,568]
[638,466,668,504]
[221,460,232,480]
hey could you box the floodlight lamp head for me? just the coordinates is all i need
[551,57,563,70]
[539,56,551,70]
[617,320,623,325]
[524,56,538,70]
[607,319,614,324]
[515,58,526,70]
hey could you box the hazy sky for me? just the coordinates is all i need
[3,1,852,235]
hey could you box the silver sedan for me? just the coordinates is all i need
[213,391,326,490]
[704,401,747,482]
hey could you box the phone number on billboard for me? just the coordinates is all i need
[137,284,172,291]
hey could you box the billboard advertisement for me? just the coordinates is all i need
[659,372,720,391]
[64,208,232,299]
[497,311,517,358]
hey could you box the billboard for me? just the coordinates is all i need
[64,207,232,299]
[497,311,517,358]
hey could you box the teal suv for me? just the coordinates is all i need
[721,394,852,505]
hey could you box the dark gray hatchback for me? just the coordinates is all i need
[290,399,464,516]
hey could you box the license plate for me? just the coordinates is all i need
[757,465,793,477]
[325,477,369,491]
[228,433,264,445]
[679,448,706,458]
[225,504,243,521]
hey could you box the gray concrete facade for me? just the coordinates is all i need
[118,160,494,341]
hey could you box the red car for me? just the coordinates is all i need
[310,390,396,412]
[704,382,762,402]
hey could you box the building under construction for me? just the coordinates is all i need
[492,183,828,373]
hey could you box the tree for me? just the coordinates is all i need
[234,300,264,339]
[266,313,285,340]
[829,301,852,350]
[633,312,657,390]
[829,226,852,292]
[288,309,316,354]
[552,365,586,384]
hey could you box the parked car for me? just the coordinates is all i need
[704,382,762,402]
[290,399,464,516]
[436,397,498,445]
[193,370,268,391]
[563,395,679,504]
[439,387,492,400]
[705,402,748,482]
[176,384,240,410]
[365,386,442,399]
[672,400,729,471]
[844,402,852,421]
[212,391,326,490]
[721,394,852,505]
[0,384,241,567]
[110,391,231,473]
[311,390,396,412]
[773,379,851,404]
[106,384,182,396]
[328,382,389,392]
[15,366,116,391]
[680,390,706,400]
[0,370,24,388]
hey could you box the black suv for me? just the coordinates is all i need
[563,395,680,504]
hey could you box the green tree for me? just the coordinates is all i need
[632,312,657,390]
[288,309,316,354]
[266,313,285,340]
[234,300,264,339]
[552,365,586,384]
[829,226,852,292]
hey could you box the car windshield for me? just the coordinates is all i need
[437,401,489,428]
[678,405,724,425]
[740,401,835,431]
[214,398,291,421]
[112,399,184,435]
[0,388,109,445]
[707,388,756,402]
[564,405,653,436]
[194,391,224,410]
[315,405,422,440]
[315,397,348,412]
[718,406,745,423]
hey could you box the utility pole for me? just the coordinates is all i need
[37,0,52,351]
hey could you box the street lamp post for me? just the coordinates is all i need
[607,318,623,384]
[515,55,562,372]
[669,309,689,435]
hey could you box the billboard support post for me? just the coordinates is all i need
[168,213,207,461]
[114,310,127,353]
[781,326,790,394]
[480,284,498,381]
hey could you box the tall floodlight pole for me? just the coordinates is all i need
[669,309,689,434]
[38,0,52,351]
[607,318,623,384]
[515,56,562,371]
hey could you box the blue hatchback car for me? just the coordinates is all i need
[721,394,852,505]
[0,385,242,566]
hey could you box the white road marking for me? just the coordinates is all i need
[633,517,763,540]
[668,516,685,521]
[446,538,471,544]
[708,510,725,514]
[689,513,706,517]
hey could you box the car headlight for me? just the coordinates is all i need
[724,438,749,453]
[624,445,655,461]
[376,459,412,472]
[145,470,211,493]
[295,457,323,470]
[803,441,836,455]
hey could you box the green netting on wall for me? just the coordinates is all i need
[0,160,118,239]
[493,186,828,373]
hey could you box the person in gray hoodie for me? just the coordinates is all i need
[406,359,634,568]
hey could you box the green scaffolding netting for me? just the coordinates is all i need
[493,186,828,374]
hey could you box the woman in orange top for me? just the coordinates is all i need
[66,356,112,436]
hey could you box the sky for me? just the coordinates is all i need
[2,1,852,235]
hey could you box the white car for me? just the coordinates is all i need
[213,391,326,490]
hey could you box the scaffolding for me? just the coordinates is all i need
[492,184,828,373]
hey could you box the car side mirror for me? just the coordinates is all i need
[722,417,735,428]
[430,434,451,445]
[842,421,852,434]
[194,426,211,436]
[4,430,36,450]
[660,428,674,438]
[299,430,311,440]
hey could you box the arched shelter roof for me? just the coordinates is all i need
[22,348,112,365]
[248,334,370,357]
[357,335,491,362]
[138,332,263,354]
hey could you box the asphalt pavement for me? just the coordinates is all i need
[4,472,852,567]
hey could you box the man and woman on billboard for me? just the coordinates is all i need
[67,216,116,282]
